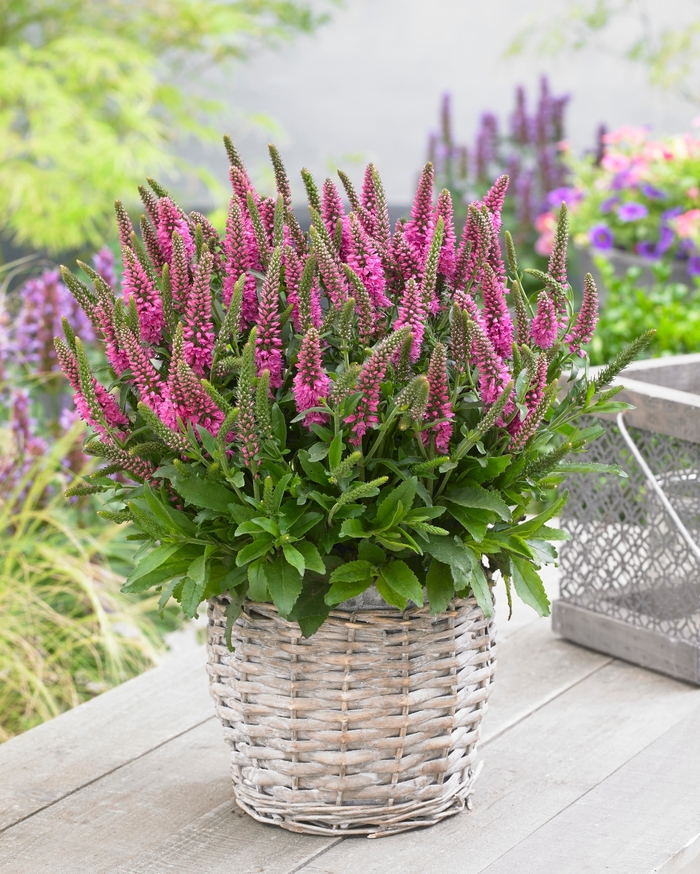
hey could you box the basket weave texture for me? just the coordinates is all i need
[206,594,496,837]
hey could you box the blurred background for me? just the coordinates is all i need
[3,0,700,740]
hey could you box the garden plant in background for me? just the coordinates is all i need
[50,139,652,834]
[0,0,337,257]
[564,125,700,280]
[427,78,572,254]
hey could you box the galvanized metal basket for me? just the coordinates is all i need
[554,354,700,684]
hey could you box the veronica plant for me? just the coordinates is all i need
[55,144,651,638]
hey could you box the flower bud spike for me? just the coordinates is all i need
[337,169,360,212]
[137,402,190,453]
[394,278,426,362]
[213,274,244,365]
[159,263,176,335]
[262,476,275,515]
[421,216,444,314]
[140,215,164,271]
[422,343,454,453]
[395,330,414,383]
[195,222,204,261]
[505,230,519,277]
[254,247,284,387]
[567,272,598,356]
[293,327,330,428]
[61,316,77,352]
[371,165,391,252]
[60,266,100,330]
[328,363,361,405]
[268,144,293,212]
[301,168,321,213]
[169,230,191,313]
[343,265,375,343]
[137,186,160,227]
[338,298,356,342]
[272,194,285,248]
[480,261,514,359]
[246,191,271,270]
[511,279,531,345]
[255,369,273,439]
[223,135,246,171]
[147,176,169,198]
[530,291,558,349]
[114,201,134,249]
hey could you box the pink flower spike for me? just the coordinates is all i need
[293,327,331,429]
[347,213,391,309]
[404,162,435,258]
[115,323,164,413]
[422,343,454,454]
[391,220,423,286]
[157,198,194,264]
[255,248,284,388]
[471,323,514,418]
[483,175,509,233]
[435,189,456,283]
[567,273,598,355]
[183,250,215,376]
[530,291,558,349]
[284,247,304,331]
[394,278,426,362]
[121,248,164,345]
[480,262,514,359]
[321,179,346,248]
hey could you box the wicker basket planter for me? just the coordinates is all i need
[206,593,496,837]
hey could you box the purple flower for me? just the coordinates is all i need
[635,241,656,259]
[600,196,620,214]
[680,238,698,256]
[589,223,614,251]
[661,207,684,223]
[546,187,582,209]
[618,202,648,222]
[688,256,700,277]
[612,171,636,191]
[640,183,667,200]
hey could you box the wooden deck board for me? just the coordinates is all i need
[2,605,698,874]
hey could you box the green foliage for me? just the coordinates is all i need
[0,439,167,742]
[0,0,337,253]
[587,257,700,364]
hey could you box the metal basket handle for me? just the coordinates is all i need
[616,411,700,564]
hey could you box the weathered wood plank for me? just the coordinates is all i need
[479,701,700,874]
[0,646,211,832]
[0,719,336,874]
[298,659,700,874]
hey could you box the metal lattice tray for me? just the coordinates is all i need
[553,354,700,684]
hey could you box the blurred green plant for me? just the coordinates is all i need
[507,1,700,106]
[0,0,337,254]
[0,428,172,742]
[587,255,700,364]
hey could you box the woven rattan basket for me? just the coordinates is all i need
[206,592,496,837]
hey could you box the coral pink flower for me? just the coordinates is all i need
[121,248,164,345]
[422,343,453,454]
[404,163,435,259]
[183,251,215,376]
[347,213,391,309]
[480,263,513,359]
[157,198,194,264]
[675,209,700,239]
[530,292,558,349]
[394,279,426,362]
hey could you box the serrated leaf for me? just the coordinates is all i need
[171,476,238,514]
[295,541,326,574]
[125,543,182,588]
[330,560,375,583]
[444,502,493,542]
[379,561,423,605]
[426,559,455,614]
[325,576,373,605]
[375,575,406,609]
[266,557,303,616]
[235,535,274,566]
[358,542,387,564]
[444,486,511,521]
[375,477,417,528]
[510,554,551,617]
[282,543,306,576]
[339,518,369,538]
[247,558,269,601]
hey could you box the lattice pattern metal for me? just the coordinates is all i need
[560,419,700,642]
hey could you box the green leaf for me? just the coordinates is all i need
[282,543,306,576]
[358,542,387,564]
[266,557,303,616]
[308,442,329,462]
[235,535,274,566]
[325,576,373,605]
[375,576,406,609]
[425,559,455,614]
[125,543,183,589]
[225,585,248,650]
[444,486,511,521]
[171,476,238,514]
[443,502,493,542]
[328,433,343,470]
[466,455,512,483]
[422,533,472,576]
[272,473,293,512]
[289,512,323,537]
[554,461,627,477]
[287,576,331,636]
[510,554,551,617]
[181,552,211,618]
[197,425,219,459]
[295,542,326,574]
[247,558,269,601]
[463,551,493,617]
[298,449,328,485]
[330,560,376,583]
[515,492,568,538]
[339,518,369,539]
[375,477,417,528]
[379,560,423,606]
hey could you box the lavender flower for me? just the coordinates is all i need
[589,223,614,251]
[618,202,648,222]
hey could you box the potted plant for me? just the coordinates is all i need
[55,142,648,837]
[558,125,700,291]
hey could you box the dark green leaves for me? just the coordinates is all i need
[426,559,454,614]
[510,554,551,617]
[378,561,423,606]
[266,557,303,617]
[443,486,511,521]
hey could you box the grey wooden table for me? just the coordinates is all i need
[3,592,700,874]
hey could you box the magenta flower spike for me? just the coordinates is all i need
[530,291,558,349]
[91,286,129,376]
[435,189,456,282]
[480,263,514,359]
[175,361,225,435]
[293,327,331,428]
[183,250,215,376]
[345,330,407,445]
[483,175,509,234]
[547,203,569,318]
[361,165,376,214]
[391,220,423,286]
[312,228,348,309]
[223,195,258,325]
[121,248,165,345]
[471,322,514,415]
[255,248,284,388]
[454,204,493,290]
[509,354,548,442]
[567,273,599,356]
[321,179,346,247]
[169,231,192,314]
[394,278,426,362]
[157,198,194,264]
[422,343,454,453]
[115,323,164,413]
[404,162,435,258]
[347,213,391,309]
[284,247,304,331]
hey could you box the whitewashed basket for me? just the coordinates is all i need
[206,592,496,838]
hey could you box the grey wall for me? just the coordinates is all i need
[183,0,700,207]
